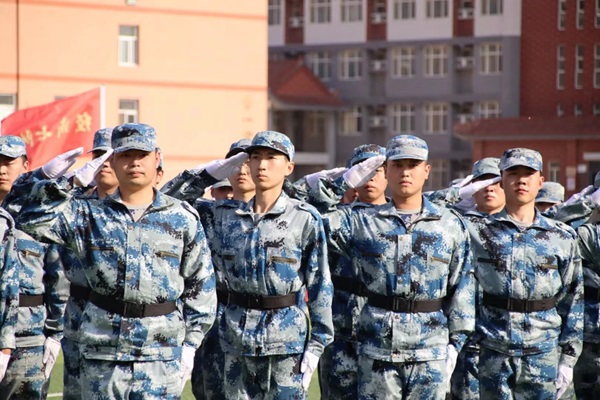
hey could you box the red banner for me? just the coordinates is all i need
[0,88,101,168]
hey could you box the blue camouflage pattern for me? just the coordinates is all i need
[385,135,428,161]
[111,123,157,153]
[0,208,19,350]
[536,181,565,204]
[471,157,501,180]
[246,130,295,161]
[89,127,113,152]
[499,147,543,171]
[349,144,386,167]
[6,169,217,362]
[0,136,27,159]
[226,138,252,158]
[0,345,49,400]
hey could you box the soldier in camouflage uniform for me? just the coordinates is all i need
[209,131,333,399]
[0,136,69,399]
[536,182,565,213]
[325,135,475,399]
[465,148,583,400]
[318,144,387,400]
[5,123,217,399]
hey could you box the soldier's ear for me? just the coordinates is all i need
[285,161,295,177]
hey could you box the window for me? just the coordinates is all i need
[594,103,600,116]
[393,0,416,19]
[425,159,450,191]
[423,102,448,133]
[575,45,584,89]
[576,0,584,29]
[596,0,600,27]
[268,0,281,25]
[478,101,501,119]
[341,0,362,22]
[339,107,363,136]
[0,94,16,132]
[481,0,503,15]
[391,47,415,78]
[339,49,363,80]
[391,104,415,133]
[594,43,600,88]
[557,103,564,117]
[548,161,560,183]
[558,0,566,30]
[557,45,566,89]
[118,25,138,66]
[426,0,448,18]
[575,103,583,116]
[306,51,332,81]
[424,46,448,77]
[305,111,326,140]
[310,0,331,23]
[119,99,139,124]
[480,43,502,75]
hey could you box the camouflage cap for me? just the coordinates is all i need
[212,178,232,189]
[349,144,386,167]
[226,138,252,158]
[89,127,113,153]
[157,147,164,170]
[246,131,295,161]
[536,181,565,204]
[386,135,428,161]
[499,148,542,171]
[472,157,501,180]
[0,136,27,158]
[111,123,157,154]
[594,171,600,189]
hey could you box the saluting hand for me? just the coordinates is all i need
[41,147,84,179]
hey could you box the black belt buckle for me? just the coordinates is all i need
[246,295,262,309]
[391,297,412,312]
[123,302,145,318]
[523,299,532,313]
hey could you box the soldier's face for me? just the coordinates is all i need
[111,149,159,190]
[472,174,505,214]
[249,148,294,191]
[501,166,544,207]
[385,158,430,200]
[229,159,255,195]
[92,150,118,192]
[0,155,28,196]
[356,165,387,204]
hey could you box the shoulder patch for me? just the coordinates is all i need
[180,200,200,221]
[297,202,322,220]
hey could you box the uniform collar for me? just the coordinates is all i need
[236,191,289,217]
[109,187,173,211]
[492,208,553,230]
[377,195,442,219]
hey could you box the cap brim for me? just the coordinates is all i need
[113,145,156,154]
[88,146,112,154]
[246,145,289,158]
[536,197,560,204]
[501,162,540,171]
[387,154,427,161]
[226,147,245,159]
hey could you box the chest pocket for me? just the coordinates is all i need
[16,241,45,293]
[533,255,562,296]
[266,247,301,286]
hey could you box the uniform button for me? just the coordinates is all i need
[394,315,400,320]
[128,226,133,231]
[512,275,517,280]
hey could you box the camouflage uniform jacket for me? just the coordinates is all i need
[465,209,583,368]
[576,223,600,344]
[0,208,19,350]
[6,170,217,361]
[326,196,475,362]
[13,230,68,347]
[213,192,333,357]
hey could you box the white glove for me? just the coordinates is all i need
[0,352,10,382]
[42,337,61,379]
[300,351,319,391]
[342,156,386,189]
[180,346,196,392]
[445,345,458,391]
[556,364,573,399]
[459,176,501,200]
[41,147,84,179]
[591,186,600,207]
[73,149,114,187]
[452,174,474,188]
[204,153,249,181]
[305,167,347,190]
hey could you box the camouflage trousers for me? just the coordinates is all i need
[0,345,49,400]
[479,346,558,400]
[80,358,182,399]
[191,326,225,399]
[223,353,305,399]
[573,341,600,399]
[357,355,447,399]
[450,344,479,400]
[319,339,359,399]
[62,337,82,400]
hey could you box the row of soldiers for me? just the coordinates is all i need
[0,123,598,399]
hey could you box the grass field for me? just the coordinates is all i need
[47,352,321,399]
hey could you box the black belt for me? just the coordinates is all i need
[19,294,44,307]
[228,291,298,310]
[483,293,556,312]
[332,276,368,297]
[70,284,91,301]
[217,289,230,305]
[584,286,600,302]
[89,292,177,318]
[367,292,443,313]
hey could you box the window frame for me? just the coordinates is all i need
[310,0,332,24]
[118,25,139,67]
[339,106,363,136]
[480,42,503,75]
[268,0,282,25]
[119,99,139,124]
[426,0,449,18]
[557,45,566,89]
[391,46,415,78]
[306,51,332,81]
[339,49,364,80]
[575,44,584,89]
[424,45,448,77]
[393,0,416,20]
[390,103,416,133]
[423,102,449,134]
[341,0,363,23]
[481,0,503,16]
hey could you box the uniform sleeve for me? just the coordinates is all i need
[556,230,584,368]
[322,206,353,259]
[160,169,218,204]
[445,216,476,353]
[544,196,597,223]
[42,244,69,341]
[0,217,19,350]
[179,207,217,349]
[303,212,334,357]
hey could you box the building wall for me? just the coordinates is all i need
[520,0,600,117]
[0,0,268,181]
